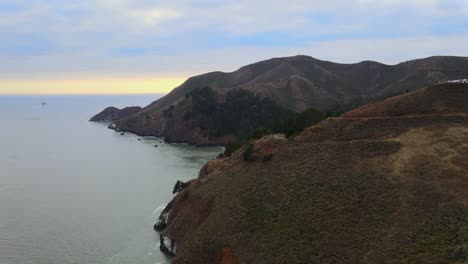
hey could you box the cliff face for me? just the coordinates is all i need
[111,88,294,145]
[89,106,142,122]
[156,83,468,263]
[107,98,235,146]
[104,55,468,145]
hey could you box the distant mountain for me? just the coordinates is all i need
[93,55,468,145]
[89,106,141,122]
[155,83,468,263]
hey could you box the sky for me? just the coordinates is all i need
[1,0,468,94]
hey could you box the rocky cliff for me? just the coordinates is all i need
[155,83,468,263]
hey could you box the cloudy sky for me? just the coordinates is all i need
[1,0,468,94]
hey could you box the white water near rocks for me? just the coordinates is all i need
[0,95,222,264]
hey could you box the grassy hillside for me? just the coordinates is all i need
[156,83,468,264]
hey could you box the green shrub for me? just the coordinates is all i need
[172,180,190,194]
[270,108,325,138]
[188,87,217,114]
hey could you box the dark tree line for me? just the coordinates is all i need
[186,87,295,138]
[186,87,328,157]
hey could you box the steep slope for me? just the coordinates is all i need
[155,83,468,263]
[104,56,468,145]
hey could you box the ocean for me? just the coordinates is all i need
[0,95,222,264]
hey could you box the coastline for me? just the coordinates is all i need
[108,122,229,148]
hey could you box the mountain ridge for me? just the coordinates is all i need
[92,55,468,145]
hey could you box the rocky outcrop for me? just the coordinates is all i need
[89,106,141,122]
[154,178,215,261]
[154,199,174,232]
[108,98,237,145]
[154,83,468,263]
[159,234,177,256]
[172,180,191,194]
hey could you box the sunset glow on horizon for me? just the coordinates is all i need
[0,78,187,95]
[1,1,468,95]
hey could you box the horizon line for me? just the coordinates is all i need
[0,92,167,96]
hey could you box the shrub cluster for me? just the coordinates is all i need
[221,108,325,157]
[242,143,255,161]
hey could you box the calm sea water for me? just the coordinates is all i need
[0,95,222,264]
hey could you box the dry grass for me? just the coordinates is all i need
[159,84,468,264]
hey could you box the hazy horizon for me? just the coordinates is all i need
[0,91,168,96]
[1,0,468,94]
[1,54,467,95]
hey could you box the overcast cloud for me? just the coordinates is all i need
[1,0,468,80]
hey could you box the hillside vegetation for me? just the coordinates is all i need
[155,83,468,264]
[185,87,295,139]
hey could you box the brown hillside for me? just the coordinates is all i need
[104,55,468,145]
[342,83,468,118]
[156,83,468,264]
[142,55,468,114]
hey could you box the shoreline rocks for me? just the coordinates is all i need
[159,234,176,256]
[154,200,173,232]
